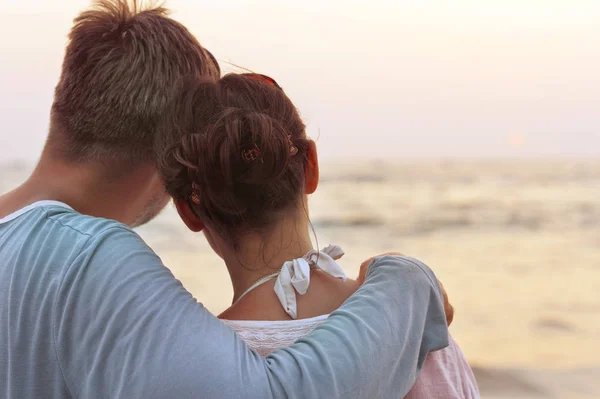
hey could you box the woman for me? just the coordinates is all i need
[156,73,479,398]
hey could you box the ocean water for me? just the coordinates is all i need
[2,159,599,374]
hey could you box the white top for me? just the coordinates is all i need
[223,245,480,398]
[223,318,480,399]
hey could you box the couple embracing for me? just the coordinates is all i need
[0,1,478,398]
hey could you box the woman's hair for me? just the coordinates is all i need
[156,74,310,245]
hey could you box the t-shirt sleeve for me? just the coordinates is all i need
[54,227,448,398]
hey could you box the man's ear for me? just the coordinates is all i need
[174,198,205,232]
[304,140,319,195]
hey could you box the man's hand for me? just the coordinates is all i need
[436,279,454,326]
[357,252,405,285]
[357,253,454,326]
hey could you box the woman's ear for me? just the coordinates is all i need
[174,198,205,232]
[304,140,319,195]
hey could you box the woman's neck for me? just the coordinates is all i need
[220,215,314,303]
[217,209,360,322]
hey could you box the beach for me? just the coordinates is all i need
[2,158,599,398]
[472,367,600,398]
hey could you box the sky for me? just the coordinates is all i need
[1,0,599,162]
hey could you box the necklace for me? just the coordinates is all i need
[234,270,281,304]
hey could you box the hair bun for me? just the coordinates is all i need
[230,111,292,185]
[157,72,308,244]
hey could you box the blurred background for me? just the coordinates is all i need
[1,1,599,398]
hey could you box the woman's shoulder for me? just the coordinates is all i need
[294,272,360,319]
[219,271,360,322]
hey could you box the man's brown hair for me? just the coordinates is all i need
[49,0,220,164]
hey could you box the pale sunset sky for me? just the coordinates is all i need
[1,0,599,161]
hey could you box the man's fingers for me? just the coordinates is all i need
[437,279,454,326]
[357,257,373,285]
[357,252,405,284]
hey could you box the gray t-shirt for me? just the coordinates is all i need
[0,201,448,398]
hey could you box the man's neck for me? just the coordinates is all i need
[0,155,155,225]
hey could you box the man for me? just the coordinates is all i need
[0,1,450,397]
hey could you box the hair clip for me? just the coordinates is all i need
[242,144,263,164]
[288,135,298,156]
[190,182,201,204]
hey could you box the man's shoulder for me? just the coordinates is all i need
[40,205,138,240]
[40,208,156,264]
[3,204,153,267]
[37,208,165,289]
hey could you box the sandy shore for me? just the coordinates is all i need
[474,366,600,399]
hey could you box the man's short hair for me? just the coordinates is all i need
[49,0,220,164]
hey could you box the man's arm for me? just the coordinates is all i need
[54,227,448,398]
[264,255,449,397]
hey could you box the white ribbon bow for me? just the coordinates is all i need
[273,244,347,319]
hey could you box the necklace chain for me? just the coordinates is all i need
[234,256,321,305]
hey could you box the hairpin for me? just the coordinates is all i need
[190,182,201,204]
[242,144,263,164]
[288,135,298,156]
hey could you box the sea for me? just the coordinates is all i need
[2,158,599,398]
